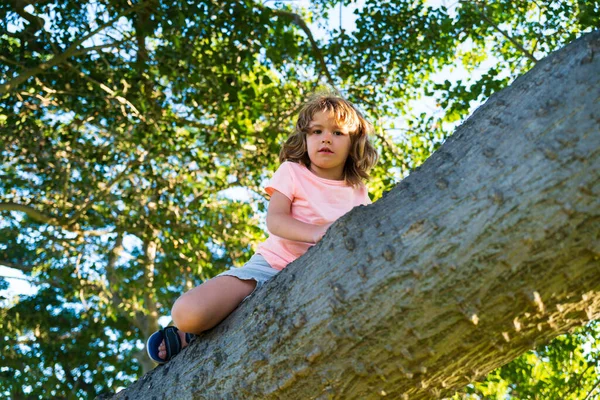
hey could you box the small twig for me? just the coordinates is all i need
[65,152,148,227]
[0,1,150,95]
[0,202,114,236]
[0,260,32,272]
[562,362,596,399]
[464,1,537,63]
[584,376,600,400]
[266,6,341,94]
[0,55,23,67]
[0,274,32,282]
[65,61,145,122]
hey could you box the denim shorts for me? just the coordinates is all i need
[215,253,279,302]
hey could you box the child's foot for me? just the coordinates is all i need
[158,329,189,360]
[146,326,195,364]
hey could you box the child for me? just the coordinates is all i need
[147,93,378,363]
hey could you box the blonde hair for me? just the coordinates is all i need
[279,93,378,187]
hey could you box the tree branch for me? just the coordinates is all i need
[0,202,113,236]
[351,92,409,173]
[0,1,149,96]
[585,377,600,400]
[0,274,32,282]
[0,55,24,67]
[0,260,33,273]
[562,361,598,399]
[8,0,47,54]
[64,61,145,122]
[111,30,600,400]
[267,7,340,94]
[135,231,161,374]
[467,1,538,63]
[65,151,148,226]
[0,202,63,225]
[10,0,45,26]
[105,233,124,311]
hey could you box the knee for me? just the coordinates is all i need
[171,295,210,334]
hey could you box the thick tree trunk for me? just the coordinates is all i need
[110,31,600,399]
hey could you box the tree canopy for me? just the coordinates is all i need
[0,0,598,397]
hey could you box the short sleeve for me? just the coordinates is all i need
[362,185,372,205]
[265,162,295,201]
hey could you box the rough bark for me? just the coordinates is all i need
[110,31,600,399]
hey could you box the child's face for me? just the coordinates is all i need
[305,110,352,180]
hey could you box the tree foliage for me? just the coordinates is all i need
[454,322,600,399]
[0,0,598,397]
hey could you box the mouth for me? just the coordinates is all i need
[318,148,334,153]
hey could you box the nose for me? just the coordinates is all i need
[321,131,332,144]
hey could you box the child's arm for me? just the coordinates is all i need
[266,190,330,244]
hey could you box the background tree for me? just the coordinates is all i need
[111,30,600,399]
[0,0,598,397]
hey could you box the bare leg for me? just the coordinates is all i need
[157,276,256,360]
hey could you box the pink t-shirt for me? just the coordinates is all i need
[256,161,371,271]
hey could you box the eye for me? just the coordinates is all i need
[312,129,322,134]
[334,131,344,136]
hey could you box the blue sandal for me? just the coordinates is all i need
[146,326,194,364]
